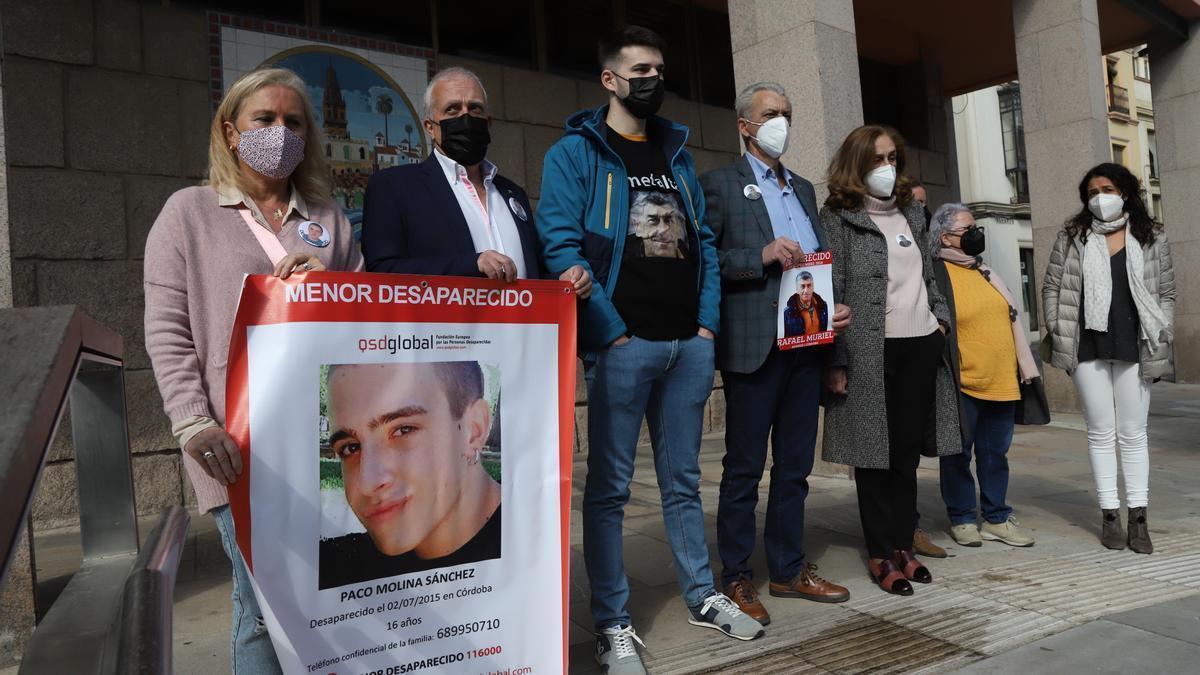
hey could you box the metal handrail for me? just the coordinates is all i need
[0,306,189,674]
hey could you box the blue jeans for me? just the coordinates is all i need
[717,347,821,585]
[211,505,283,675]
[940,394,1016,526]
[582,334,718,629]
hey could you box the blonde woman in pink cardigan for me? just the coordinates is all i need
[144,68,363,673]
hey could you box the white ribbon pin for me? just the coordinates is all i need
[743,184,762,201]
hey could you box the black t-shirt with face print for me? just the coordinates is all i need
[606,126,699,341]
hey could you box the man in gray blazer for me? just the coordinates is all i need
[700,82,852,625]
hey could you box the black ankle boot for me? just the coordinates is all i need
[1102,509,1125,550]
[1127,507,1153,554]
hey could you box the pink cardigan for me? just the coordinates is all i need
[143,185,364,512]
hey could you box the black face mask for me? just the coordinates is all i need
[613,73,665,119]
[435,113,490,166]
[960,226,986,256]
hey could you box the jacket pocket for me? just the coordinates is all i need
[583,230,615,286]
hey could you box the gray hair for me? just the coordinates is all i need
[422,66,488,117]
[734,81,788,120]
[798,270,813,282]
[929,202,973,257]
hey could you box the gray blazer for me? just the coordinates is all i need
[1041,228,1175,379]
[819,199,962,469]
[700,155,827,374]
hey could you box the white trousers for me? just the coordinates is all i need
[1072,360,1151,509]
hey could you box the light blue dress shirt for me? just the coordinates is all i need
[745,153,821,253]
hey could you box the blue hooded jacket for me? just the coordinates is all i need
[535,105,720,354]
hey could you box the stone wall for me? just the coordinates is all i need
[4,0,211,528]
[3,2,740,530]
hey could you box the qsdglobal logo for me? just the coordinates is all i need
[358,334,434,354]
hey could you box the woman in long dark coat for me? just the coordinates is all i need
[819,125,960,596]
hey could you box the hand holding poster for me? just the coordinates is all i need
[777,251,836,349]
[225,273,576,675]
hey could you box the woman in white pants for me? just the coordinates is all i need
[1042,162,1174,554]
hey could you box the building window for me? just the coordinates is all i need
[626,0,692,99]
[437,0,534,68]
[1147,129,1159,179]
[320,0,434,47]
[998,84,1029,204]
[1153,194,1163,220]
[1134,47,1151,81]
[546,0,614,80]
[1112,143,1126,166]
[1019,247,1039,332]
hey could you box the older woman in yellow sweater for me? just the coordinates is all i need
[929,203,1040,548]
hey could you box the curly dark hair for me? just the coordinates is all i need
[1064,162,1161,246]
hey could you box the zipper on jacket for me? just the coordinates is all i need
[604,172,613,230]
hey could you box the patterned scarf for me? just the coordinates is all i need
[1078,215,1170,351]
[938,248,1040,382]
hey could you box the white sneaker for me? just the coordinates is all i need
[981,516,1035,547]
[688,592,765,641]
[950,523,982,547]
[595,625,647,674]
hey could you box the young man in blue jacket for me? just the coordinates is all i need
[536,25,763,675]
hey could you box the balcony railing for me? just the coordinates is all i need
[1108,83,1131,115]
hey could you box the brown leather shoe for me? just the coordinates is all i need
[723,577,770,626]
[913,528,948,558]
[769,563,850,603]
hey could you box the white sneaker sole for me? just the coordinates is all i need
[687,617,764,641]
[950,530,983,547]
[594,652,647,675]
[980,530,1035,547]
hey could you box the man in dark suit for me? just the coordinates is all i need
[362,66,591,296]
[700,82,852,625]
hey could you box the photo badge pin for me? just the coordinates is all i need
[508,197,528,222]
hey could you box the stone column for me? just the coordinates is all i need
[0,30,11,309]
[728,2,860,477]
[1013,0,1110,410]
[1150,22,1200,383]
[727,0,863,197]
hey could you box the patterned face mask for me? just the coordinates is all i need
[236,125,306,179]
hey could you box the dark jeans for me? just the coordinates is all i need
[856,330,944,559]
[941,393,1016,525]
[717,347,822,585]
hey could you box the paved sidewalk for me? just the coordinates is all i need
[18,383,1194,674]
[562,382,1200,673]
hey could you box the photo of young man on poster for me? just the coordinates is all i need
[318,361,502,589]
[783,271,828,337]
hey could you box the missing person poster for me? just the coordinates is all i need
[225,273,576,675]
[777,251,835,350]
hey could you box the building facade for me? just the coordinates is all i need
[952,45,1168,377]
[2,0,1200,663]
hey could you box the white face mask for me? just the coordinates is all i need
[865,164,896,198]
[1088,193,1125,222]
[745,116,789,159]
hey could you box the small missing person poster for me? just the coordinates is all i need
[226,273,576,675]
[777,251,835,349]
